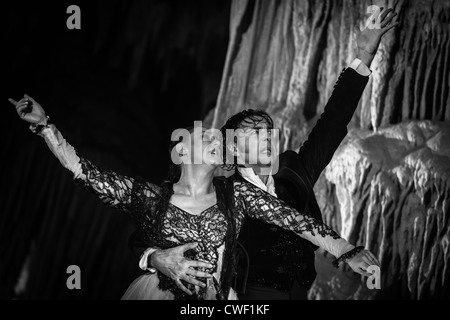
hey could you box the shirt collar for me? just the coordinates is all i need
[237,167,277,198]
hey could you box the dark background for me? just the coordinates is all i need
[2,0,230,299]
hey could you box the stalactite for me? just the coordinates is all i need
[209,0,450,145]
[311,120,450,299]
[209,0,450,299]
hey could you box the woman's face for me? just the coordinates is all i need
[177,126,222,166]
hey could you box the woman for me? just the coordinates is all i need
[9,95,379,300]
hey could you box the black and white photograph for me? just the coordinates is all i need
[2,0,449,306]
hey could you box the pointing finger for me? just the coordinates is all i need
[8,98,18,106]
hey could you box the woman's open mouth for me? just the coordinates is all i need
[260,146,272,154]
[210,147,221,157]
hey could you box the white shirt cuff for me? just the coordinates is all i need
[139,247,159,273]
[348,58,372,76]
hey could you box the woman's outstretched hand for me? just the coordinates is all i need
[346,249,380,277]
[355,7,400,67]
[8,94,47,125]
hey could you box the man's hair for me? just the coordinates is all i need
[220,109,274,169]
[220,109,273,132]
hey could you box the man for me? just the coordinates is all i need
[129,8,398,298]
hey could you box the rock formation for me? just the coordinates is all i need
[208,0,450,299]
[311,120,450,299]
[208,0,450,146]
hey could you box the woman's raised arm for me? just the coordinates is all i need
[9,95,158,213]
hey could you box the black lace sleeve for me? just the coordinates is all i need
[37,123,160,215]
[233,179,354,258]
[74,156,160,214]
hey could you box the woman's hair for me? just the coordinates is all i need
[220,109,274,170]
[153,126,194,226]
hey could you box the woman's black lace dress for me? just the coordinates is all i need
[36,124,355,300]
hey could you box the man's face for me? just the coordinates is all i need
[234,116,278,168]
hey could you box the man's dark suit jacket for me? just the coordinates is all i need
[128,67,369,295]
[235,67,369,294]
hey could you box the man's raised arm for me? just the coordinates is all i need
[296,7,398,185]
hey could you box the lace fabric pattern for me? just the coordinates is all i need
[74,159,300,294]
[73,155,161,216]
[234,179,339,236]
[232,179,352,258]
[41,124,353,299]
[72,158,352,296]
[72,158,352,299]
[162,203,228,275]
[42,131,352,298]
[158,204,229,299]
[69,154,229,299]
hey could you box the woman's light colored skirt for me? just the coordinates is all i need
[121,273,238,300]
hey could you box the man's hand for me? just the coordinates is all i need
[150,242,214,295]
[356,7,400,67]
